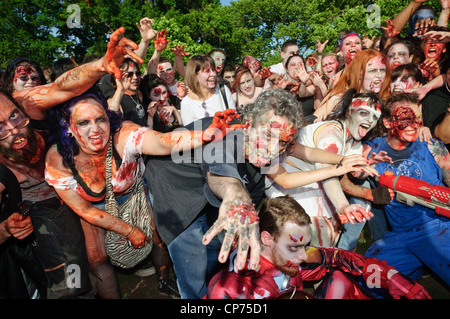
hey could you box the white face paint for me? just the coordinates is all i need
[268,222,310,277]
[363,56,387,94]
[210,51,226,73]
[390,72,418,93]
[387,43,411,70]
[346,98,381,141]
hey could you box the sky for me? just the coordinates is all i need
[220,0,233,6]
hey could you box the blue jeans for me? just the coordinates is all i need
[365,217,450,285]
[167,212,222,299]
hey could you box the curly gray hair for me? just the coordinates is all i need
[240,89,304,138]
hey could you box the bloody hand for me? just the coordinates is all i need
[104,27,144,79]
[202,201,261,271]
[155,30,169,52]
[202,109,245,142]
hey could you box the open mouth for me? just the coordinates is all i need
[427,48,437,58]
[89,134,104,145]
[358,123,372,138]
[12,136,28,150]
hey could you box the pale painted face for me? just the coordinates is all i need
[68,98,110,153]
[321,56,339,79]
[387,43,411,70]
[363,56,387,93]
[197,64,217,90]
[238,72,255,97]
[13,65,41,92]
[244,113,296,167]
[268,222,310,277]
[390,72,419,93]
[157,62,175,85]
[341,35,362,65]
[346,98,381,141]
[210,51,226,73]
[150,84,169,107]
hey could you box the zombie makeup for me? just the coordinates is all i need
[239,72,256,97]
[409,9,435,37]
[346,98,381,141]
[424,41,446,61]
[387,43,411,70]
[157,62,175,85]
[341,34,362,65]
[389,104,422,143]
[321,56,339,79]
[0,95,38,163]
[390,72,418,93]
[223,70,236,84]
[69,99,110,152]
[242,56,262,72]
[363,56,386,94]
[150,85,169,107]
[13,65,41,92]
[210,51,226,73]
[270,222,310,277]
[244,115,296,167]
[197,65,217,90]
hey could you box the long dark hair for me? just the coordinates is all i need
[47,92,123,167]
[327,89,384,139]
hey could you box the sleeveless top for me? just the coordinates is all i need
[45,127,147,203]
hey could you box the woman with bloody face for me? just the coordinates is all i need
[142,73,182,133]
[314,49,391,122]
[2,58,47,93]
[44,92,242,298]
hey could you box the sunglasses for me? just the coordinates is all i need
[124,71,142,78]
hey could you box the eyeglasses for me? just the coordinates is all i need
[0,110,30,140]
[124,71,142,78]
[201,102,209,117]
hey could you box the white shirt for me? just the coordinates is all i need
[269,62,286,75]
[180,85,236,125]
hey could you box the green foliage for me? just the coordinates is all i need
[0,0,446,70]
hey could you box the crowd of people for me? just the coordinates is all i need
[0,0,449,300]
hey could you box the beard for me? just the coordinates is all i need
[0,127,38,163]
[272,250,300,277]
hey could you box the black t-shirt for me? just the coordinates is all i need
[422,85,450,135]
[98,74,148,126]
[144,117,265,244]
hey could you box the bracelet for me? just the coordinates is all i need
[126,225,135,238]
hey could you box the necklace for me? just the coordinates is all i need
[128,94,145,119]
[446,81,450,93]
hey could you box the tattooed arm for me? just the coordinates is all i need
[13,27,143,121]
[202,174,261,271]
[428,139,450,187]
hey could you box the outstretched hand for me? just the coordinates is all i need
[202,201,261,271]
[202,109,245,142]
[104,27,144,79]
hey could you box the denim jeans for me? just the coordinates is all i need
[336,179,387,251]
[167,212,222,299]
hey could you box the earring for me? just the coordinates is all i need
[68,132,73,138]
